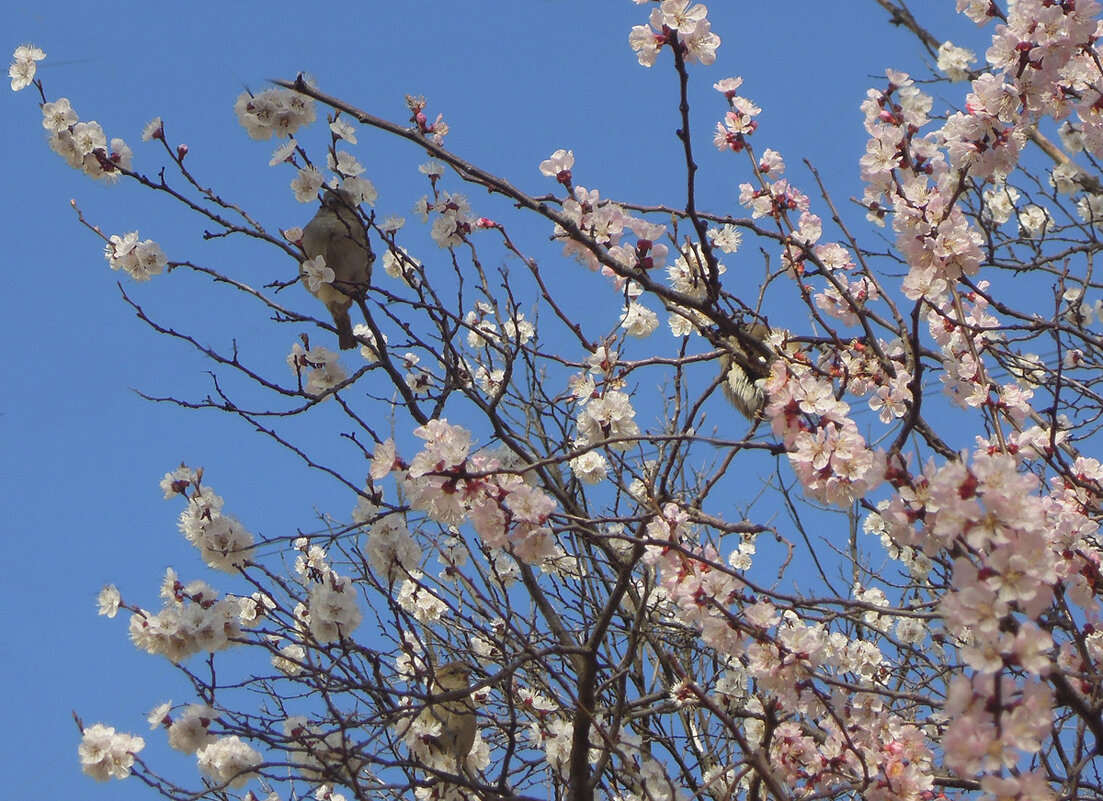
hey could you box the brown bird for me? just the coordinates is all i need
[300,189,374,350]
[719,323,776,419]
[415,661,477,771]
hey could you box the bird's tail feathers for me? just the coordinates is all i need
[333,308,357,350]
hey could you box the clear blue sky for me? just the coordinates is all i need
[2,2,983,798]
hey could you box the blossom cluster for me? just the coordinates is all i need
[89,470,263,664]
[8,43,43,91]
[760,357,887,507]
[707,75,915,469]
[413,187,476,249]
[540,155,685,344]
[40,95,134,181]
[406,94,449,146]
[14,47,134,181]
[78,723,145,782]
[640,502,938,799]
[870,443,1103,795]
[574,388,640,452]
[234,86,316,141]
[663,242,724,336]
[288,343,349,396]
[628,0,720,67]
[165,465,256,571]
[196,736,263,789]
[925,283,1035,417]
[463,301,535,352]
[104,231,168,283]
[289,162,376,206]
[355,502,423,585]
[148,701,217,754]
[147,708,263,789]
[642,504,744,652]
[553,184,629,272]
[118,569,246,662]
[291,538,364,643]
[712,77,759,152]
[372,420,563,566]
[860,70,988,302]
[861,0,1103,304]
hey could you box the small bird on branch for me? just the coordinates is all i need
[300,188,374,350]
[413,661,477,773]
[718,322,779,420]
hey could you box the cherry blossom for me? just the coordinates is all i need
[79,724,145,781]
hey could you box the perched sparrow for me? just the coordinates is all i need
[415,661,477,771]
[300,189,374,350]
[719,322,776,419]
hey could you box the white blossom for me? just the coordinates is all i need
[305,573,363,642]
[104,232,168,282]
[79,724,144,781]
[235,87,315,140]
[196,736,262,788]
[936,42,975,81]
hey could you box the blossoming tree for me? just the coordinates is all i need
[14,1,1103,800]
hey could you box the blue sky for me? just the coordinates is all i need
[2,2,987,798]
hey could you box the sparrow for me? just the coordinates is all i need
[300,189,374,350]
[415,661,477,771]
[719,322,776,419]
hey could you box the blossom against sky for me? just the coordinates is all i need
[3,2,980,799]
